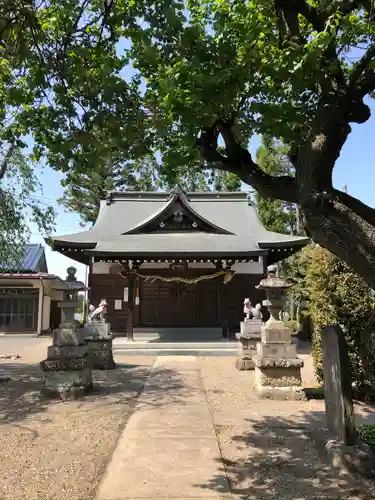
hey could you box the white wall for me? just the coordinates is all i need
[42,295,51,331]
[231,261,263,274]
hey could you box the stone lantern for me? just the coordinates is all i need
[253,265,305,400]
[40,267,93,399]
[257,265,293,325]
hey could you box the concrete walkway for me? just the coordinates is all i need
[96,356,230,500]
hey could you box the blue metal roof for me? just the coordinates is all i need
[0,244,46,272]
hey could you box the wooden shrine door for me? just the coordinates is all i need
[139,278,219,327]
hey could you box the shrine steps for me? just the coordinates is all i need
[112,339,239,356]
[131,327,223,342]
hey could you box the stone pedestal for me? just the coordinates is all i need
[235,319,262,370]
[85,337,115,370]
[85,321,111,337]
[84,321,115,370]
[40,266,93,400]
[253,320,305,400]
[40,325,93,400]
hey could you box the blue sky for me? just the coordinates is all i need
[30,96,375,284]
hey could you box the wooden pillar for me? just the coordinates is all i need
[127,273,135,341]
[216,263,227,339]
[218,279,228,339]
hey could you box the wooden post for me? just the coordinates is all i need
[127,273,135,341]
[216,263,227,339]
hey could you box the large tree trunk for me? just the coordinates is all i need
[300,201,375,289]
[295,97,375,290]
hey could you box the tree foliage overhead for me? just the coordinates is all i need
[59,155,158,226]
[254,137,299,234]
[2,1,375,284]
[123,0,375,286]
[60,152,241,225]
[0,142,55,264]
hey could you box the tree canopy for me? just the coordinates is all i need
[254,137,299,235]
[2,1,375,283]
[0,142,55,264]
[60,152,241,225]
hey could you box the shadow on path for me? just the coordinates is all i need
[0,360,191,425]
[198,412,375,499]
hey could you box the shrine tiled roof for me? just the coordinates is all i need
[0,243,48,273]
[0,272,59,279]
[47,191,309,261]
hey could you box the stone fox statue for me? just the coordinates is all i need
[88,298,108,322]
[243,298,252,320]
[243,298,263,320]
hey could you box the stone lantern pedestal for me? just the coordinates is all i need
[84,320,115,370]
[235,319,263,370]
[253,266,305,400]
[40,267,93,400]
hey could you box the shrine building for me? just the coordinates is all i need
[48,190,309,339]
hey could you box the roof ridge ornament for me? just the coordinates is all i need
[169,185,186,198]
[105,192,114,206]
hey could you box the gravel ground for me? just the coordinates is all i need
[0,354,155,500]
[2,344,375,500]
[198,356,375,499]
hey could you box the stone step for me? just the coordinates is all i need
[133,327,222,334]
[113,340,239,350]
[113,348,239,356]
[113,340,240,356]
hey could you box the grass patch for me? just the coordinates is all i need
[357,424,375,443]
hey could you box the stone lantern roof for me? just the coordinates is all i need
[52,266,87,293]
[256,265,295,291]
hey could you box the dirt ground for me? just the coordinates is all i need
[0,352,155,500]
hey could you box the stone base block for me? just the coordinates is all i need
[236,332,259,341]
[85,338,115,370]
[325,439,375,478]
[237,337,257,350]
[40,354,89,371]
[254,364,306,400]
[253,355,303,369]
[255,366,303,387]
[47,344,88,359]
[256,343,297,358]
[84,321,111,338]
[52,327,86,346]
[261,325,291,344]
[240,319,262,337]
[255,385,306,401]
[40,366,93,400]
[235,358,255,370]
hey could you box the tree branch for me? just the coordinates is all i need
[357,69,375,96]
[349,43,375,87]
[0,142,16,181]
[334,189,375,228]
[196,121,297,203]
[298,0,324,31]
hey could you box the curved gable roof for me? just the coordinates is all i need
[125,191,233,235]
[47,191,309,258]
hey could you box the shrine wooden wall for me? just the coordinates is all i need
[89,268,265,334]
